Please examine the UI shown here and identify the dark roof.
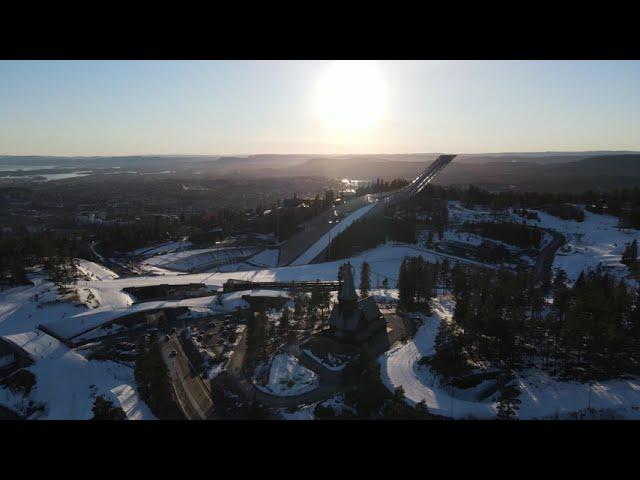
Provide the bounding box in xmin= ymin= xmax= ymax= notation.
xmin=329 ymin=307 xmax=360 ymax=332
xmin=358 ymin=296 xmax=381 ymax=323
xmin=328 ymin=295 xmax=381 ymax=333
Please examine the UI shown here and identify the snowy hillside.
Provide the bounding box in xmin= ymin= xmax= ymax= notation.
xmin=0 ymin=330 xmax=155 ymax=420
xmin=379 ymin=296 xmax=640 ymax=420
xmin=508 ymin=206 xmax=639 ymax=285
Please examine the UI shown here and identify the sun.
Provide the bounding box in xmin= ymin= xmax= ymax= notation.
xmin=315 ymin=61 xmax=387 ymax=134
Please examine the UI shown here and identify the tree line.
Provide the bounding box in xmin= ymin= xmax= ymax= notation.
xmin=461 ymin=220 xmax=542 ymax=249
xmin=418 ymin=184 xmax=640 ymax=229
xmin=398 ymin=256 xmax=451 ymax=314
xmin=449 ymin=263 xmax=640 ymax=379
xmin=327 ymin=214 xmax=416 ymax=261
xmin=356 ymin=178 xmax=410 ymax=195
xmin=396 ymin=254 xmax=640 ymax=381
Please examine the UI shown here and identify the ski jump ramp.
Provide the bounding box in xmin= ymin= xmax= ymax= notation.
xmin=278 ymin=154 xmax=456 ymax=267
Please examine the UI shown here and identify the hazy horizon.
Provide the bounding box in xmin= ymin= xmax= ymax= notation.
xmin=2 ymin=150 xmax=640 ymax=159
xmin=2 ymin=60 xmax=640 ymax=156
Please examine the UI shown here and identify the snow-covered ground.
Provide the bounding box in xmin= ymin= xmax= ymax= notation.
xmin=254 ymin=353 xmax=319 ymax=397
xmin=290 ymin=198 xmax=377 ymax=266
xmin=444 ymin=201 xmax=639 ymax=286
xmin=245 ymin=249 xmax=279 ymax=268
xmin=0 ymin=281 xmax=88 ymax=337
xmin=278 ymin=403 xmax=317 ymax=420
xmin=139 ymin=246 xmax=259 ymax=273
xmin=42 ymin=290 xmax=250 ymax=341
xmin=75 ymin=259 xmax=119 ymax=281
xmin=0 ymin=330 xmax=155 ymax=420
xmin=379 ymin=296 xmax=640 ymax=420
xmin=129 ymin=240 xmax=193 ymax=258
xmin=508 ymin=206 xmax=640 ymax=285
xmin=278 ymin=393 xmax=356 ymax=420
xmin=447 ymin=201 xmax=498 ymax=225
xmin=26 ymin=243 xmax=456 ymax=341
xmin=379 ymin=297 xmax=497 ymax=419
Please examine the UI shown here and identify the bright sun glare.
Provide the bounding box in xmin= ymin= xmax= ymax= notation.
xmin=315 ymin=61 xmax=387 ymax=134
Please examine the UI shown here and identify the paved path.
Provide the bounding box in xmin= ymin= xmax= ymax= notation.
xmin=161 ymin=335 xmax=215 ymax=420
xmin=534 ymin=230 xmax=565 ymax=282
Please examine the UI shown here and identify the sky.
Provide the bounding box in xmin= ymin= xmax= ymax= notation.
xmin=1 ymin=60 xmax=639 ymax=156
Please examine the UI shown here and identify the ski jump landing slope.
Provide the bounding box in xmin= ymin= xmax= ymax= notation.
xmin=280 ymin=154 xmax=456 ymax=267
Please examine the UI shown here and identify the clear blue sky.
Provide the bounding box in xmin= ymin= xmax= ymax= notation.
xmin=1 ymin=60 xmax=639 ymax=156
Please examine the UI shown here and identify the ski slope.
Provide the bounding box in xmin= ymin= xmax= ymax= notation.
xmin=290 ymin=201 xmax=377 ymax=266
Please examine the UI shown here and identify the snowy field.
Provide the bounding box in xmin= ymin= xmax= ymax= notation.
xmin=75 ymin=259 xmax=119 ymax=281
xmin=446 ymin=201 xmax=639 ymax=286
xmin=379 ymin=296 xmax=640 ymax=419
xmin=254 ymin=353 xmax=319 ymax=397
xmin=139 ymin=246 xmax=259 ymax=273
xmin=0 ymin=330 xmax=155 ymax=420
xmin=508 ymin=206 xmax=640 ymax=285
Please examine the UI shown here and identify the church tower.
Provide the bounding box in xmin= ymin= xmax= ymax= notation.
xmin=338 ymin=262 xmax=358 ymax=316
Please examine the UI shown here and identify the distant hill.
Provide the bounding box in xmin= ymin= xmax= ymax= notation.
xmin=436 ymin=154 xmax=640 ymax=192
xmin=553 ymin=154 xmax=640 ymax=175
xmin=455 ymin=151 xmax=640 ymax=165
xmin=3 ymin=152 xmax=640 ymax=192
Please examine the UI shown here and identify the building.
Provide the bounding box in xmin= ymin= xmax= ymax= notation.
xmin=328 ymin=263 xmax=385 ymax=343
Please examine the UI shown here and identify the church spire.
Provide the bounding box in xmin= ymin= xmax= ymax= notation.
xmin=339 ymin=262 xmax=358 ymax=303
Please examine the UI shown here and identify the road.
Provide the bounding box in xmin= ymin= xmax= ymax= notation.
xmin=533 ymin=230 xmax=565 ymax=282
xmin=160 ymin=335 xmax=215 ymax=420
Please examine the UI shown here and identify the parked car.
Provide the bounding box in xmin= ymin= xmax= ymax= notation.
xmin=169 ymin=350 xmax=177 ymax=358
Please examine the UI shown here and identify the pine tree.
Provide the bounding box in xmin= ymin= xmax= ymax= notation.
xmin=496 ymin=385 xmax=521 ymax=420
xmin=279 ymin=307 xmax=290 ymax=339
xmin=622 ymin=239 xmax=638 ymax=267
xmin=360 ymin=262 xmax=371 ymax=298
xmin=91 ymin=396 xmax=126 ymax=420
xmin=398 ymin=259 xmax=411 ymax=309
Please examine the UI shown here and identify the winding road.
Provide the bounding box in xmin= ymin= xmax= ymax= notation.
xmin=533 ymin=230 xmax=565 ymax=281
